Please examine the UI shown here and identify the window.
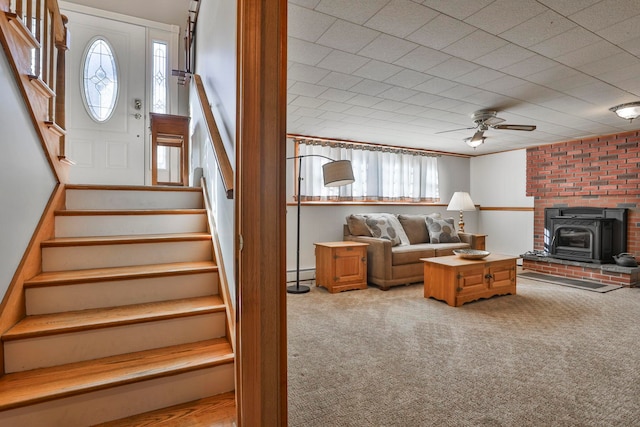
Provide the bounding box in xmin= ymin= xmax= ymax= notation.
xmin=82 ymin=38 xmax=118 ymax=122
xmin=296 ymin=139 xmax=439 ymax=202
xmin=151 ymin=41 xmax=168 ymax=114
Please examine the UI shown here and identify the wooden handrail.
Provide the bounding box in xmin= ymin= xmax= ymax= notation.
xmin=2 ymin=0 xmax=71 ymax=178
xmin=193 ymin=74 xmax=234 ymax=199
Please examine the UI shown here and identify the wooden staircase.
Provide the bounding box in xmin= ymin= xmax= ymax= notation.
xmin=0 ymin=185 xmax=235 ymax=426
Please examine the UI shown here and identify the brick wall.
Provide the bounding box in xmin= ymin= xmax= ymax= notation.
xmin=526 ymin=130 xmax=640 ymax=257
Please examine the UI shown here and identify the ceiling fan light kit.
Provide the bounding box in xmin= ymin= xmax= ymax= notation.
xmin=609 ymin=102 xmax=640 ymax=122
xmin=438 ymin=109 xmax=537 ymax=149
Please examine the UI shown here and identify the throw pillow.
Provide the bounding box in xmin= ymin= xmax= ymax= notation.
xmin=364 ymin=214 xmax=410 ymax=246
xmin=346 ymin=214 xmax=372 ymax=237
xmin=425 ymin=217 xmax=461 ymax=243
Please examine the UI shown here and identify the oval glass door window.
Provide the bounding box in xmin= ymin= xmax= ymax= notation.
xmin=82 ymin=38 xmax=119 ymax=122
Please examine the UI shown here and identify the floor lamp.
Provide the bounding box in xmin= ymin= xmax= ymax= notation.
xmin=287 ymin=155 xmax=355 ymax=294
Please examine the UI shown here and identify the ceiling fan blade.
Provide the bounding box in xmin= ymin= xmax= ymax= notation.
xmin=492 ymin=124 xmax=536 ymax=131
xmin=435 ymin=126 xmax=475 ymax=134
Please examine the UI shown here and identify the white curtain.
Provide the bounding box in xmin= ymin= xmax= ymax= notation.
xmin=297 ymin=141 xmax=439 ymax=202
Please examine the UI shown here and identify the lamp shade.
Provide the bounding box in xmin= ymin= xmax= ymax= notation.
xmin=323 ymin=160 xmax=355 ymax=187
xmin=447 ymin=191 xmax=476 ymax=211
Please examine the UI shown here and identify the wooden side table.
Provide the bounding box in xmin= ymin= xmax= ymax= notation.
xmin=315 ymin=242 xmax=368 ymax=293
xmin=422 ymin=254 xmax=517 ymax=307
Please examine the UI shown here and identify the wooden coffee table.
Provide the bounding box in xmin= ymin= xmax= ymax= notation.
xmin=422 ymin=254 xmax=517 ymax=307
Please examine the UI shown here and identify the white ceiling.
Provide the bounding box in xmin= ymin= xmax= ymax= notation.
xmin=61 ymin=1 xmax=640 ymax=156
xmin=287 ymin=0 xmax=640 ymax=155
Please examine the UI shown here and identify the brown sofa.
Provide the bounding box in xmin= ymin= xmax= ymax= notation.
xmin=343 ymin=213 xmax=485 ymax=290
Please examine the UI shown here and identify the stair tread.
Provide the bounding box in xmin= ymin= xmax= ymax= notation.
xmin=25 ymin=261 xmax=219 ymax=287
xmin=42 ymin=232 xmax=212 ymax=247
xmin=94 ymin=392 xmax=236 ymax=426
xmin=0 ymin=338 xmax=233 ymax=411
xmin=3 ymin=296 xmax=225 ymax=340
xmin=56 ymin=209 xmax=207 ymax=216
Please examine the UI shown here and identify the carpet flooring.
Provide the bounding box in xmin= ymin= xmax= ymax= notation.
xmin=287 ymin=274 xmax=640 ymax=426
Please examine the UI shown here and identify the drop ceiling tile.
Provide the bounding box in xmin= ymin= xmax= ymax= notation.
xmin=407 ymin=14 xmax=476 ymax=50
xmin=317 ymin=20 xmax=380 ymax=53
xmin=480 ymin=75 xmax=529 ymax=95
xmin=464 ymin=0 xmax=548 ymax=35
xmin=317 ymin=101 xmax=352 ymax=113
xmin=290 ymin=96 xmax=327 ymax=108
xmin=384 ymin=69 xmax=432 ymax=88
xmin=318 ymin=88 xmax=358 ymax=102
xmin=618 ymin=36 xmax=640 ymax=57
xmin=597 ymin=62 xmax=640 ymax=84
xmin=393 ymin=46 xmax=451 ymax=72
xmin=358 ymin=34 xmax=419 ymax=62
xmin=287 ymin=37 xmax=332 ymax=66
xmin=529 ymin=27 xmax=602 ymax=58
xmin=373 ymin=99 xmax=408 ymax=112
xmin=426 ymin=58 xmax=479 ymax=79
xmin=315 ymin=0 xmax=389 ymax=24
xmin=290 ymin=0 xmax=322 ymax=8
xmin=427 ymin=97 xmax=468 ymax=111
xmin=553 ymin=40 xmax=623 ymax=68
xmin=404 ymin=92 xmax=445 ymax=107
xmin=353 ymin=60 xmax=403 ymax=81
xmin=318 ymin=111 xmax=351 ymax=122
xmin=288 ymin=4 xmax=336 ymax=43
xmin=396 ymin=104 xmax=429 ymax=116
xmin=364 ymin=0 xmax=439 ymax=37
xmin=437 ymin=84 xmax=482 ymax=100
xmin=578 ymin=52 xmax=639 ymax=75
xmin=463 ymin=90 xmax=514 ymax=108
xmin=341 ymin=115 xmax=372 ymax=124
xmin=524 ymin=64 xmax=579 ymax=87
xmin=569 ymin=0 xmax=640 ymax=32
xmin=616 ymin=78 xmax=640 ymax=97
xmin=349 ymin=79 xmax=393 ymax=96
xmin=316 ymin=50 xmax=370 ymax=74
xmin=455 ymin=67 xmax=504 ymax=86
xmin=443 ymin=30 xmax=508 ymax=61
xmin=564 ymin=81 xmax=630 ymax=104
xmin=344 ymin=106 xmax=376 ymax=117
xmin=317 ymin=71 xmax=363 ymax=90
xmin=542 ymin=73 xmax=598 ymax=92
xmin=295 ymin=107 xmax=325 ymax=118
xmin=287 ymin=94 xmax=298 ymax=104
xmin=500 ymin=55 xmax=557 ymax=78
xmin=288 ymin=63 xmax=331 ymax=84
xmin=536 ymin=0 xmax=601 ymax=17
xmin=414 ymin=77 xmax=458 ymax=94
xmin=346 ymin=94 xmax=384 ymax=107
xmin=377 ymin=86 xmax=419 ymax=101
xmin=420 ymin=0 xmax=495 ymax=20
xmin=473 ymin=44 xmax=536 ymax=69
xmin=596 ymin=14 xmax=640 ymax=44
xmin=288 ymin=81 xmax=328 ymax=97
xmin=499 ymin=10 xmax=576 ymax=47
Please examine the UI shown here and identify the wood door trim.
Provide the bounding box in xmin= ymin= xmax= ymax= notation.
xmin=236 ymin=0 xmax=287 ymax=424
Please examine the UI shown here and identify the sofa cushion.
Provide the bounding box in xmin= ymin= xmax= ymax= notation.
xmin=398 ymin=214 xmax=429 ymax=244
xmin=364 ymin=214 xmax=410 ymax=246
xmin=426 ymin=217 xmax=461 ymax=243
xmin=391 ymin=242 xmax=471 ymax=265
xmin=346 ymin=214 xmax=372 ymax=237
xmin=398 ymin=213 xmax=440 ymax=244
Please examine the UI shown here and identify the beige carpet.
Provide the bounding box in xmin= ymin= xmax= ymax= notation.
xmin=287 ymin=274 xmax=640 ymax=426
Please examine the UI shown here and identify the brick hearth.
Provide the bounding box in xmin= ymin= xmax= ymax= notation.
xmin=524 ymin=130 xmax=639 ymax=287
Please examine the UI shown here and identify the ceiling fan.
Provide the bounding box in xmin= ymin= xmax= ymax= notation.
xmin=437 ymin=110 xmax=537 ymax=147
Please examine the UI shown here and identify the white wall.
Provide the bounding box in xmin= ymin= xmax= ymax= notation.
xmin=190 ymin=0 xmax=236 ymax=303
xmin=470 ymin=150 xmax=534 ymax=258
xmin=285 ymin=139 xmax=474 ymax=281
xmin=0 ymin=48 xmax=57 ymax=298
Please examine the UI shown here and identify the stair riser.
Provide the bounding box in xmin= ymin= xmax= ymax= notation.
xmin=42 ymin=241 xmax=213 ymax=272
xmin=4 ymin=312 xmax=226 ymax=373
xmin=66 ymin=189 xmax=203 ymax=210
xmin=55 ymin=214 xmax=208 ymax=237
xmin=25 ymin=273 xmax=219 ymax=315
xmin=0 ymin=363 xmax=234 ymax=427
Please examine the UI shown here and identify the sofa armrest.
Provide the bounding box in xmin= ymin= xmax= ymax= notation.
xmin=458 ymin=233 xmax=486 ymax=250
xmin=344 ymin=235 xmax=393 ymax=282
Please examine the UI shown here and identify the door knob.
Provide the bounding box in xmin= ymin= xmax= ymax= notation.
xmin=132 ymin=113 xmax=142 ymax=119
xmin=134 ymin=99 xmax=142 ymax=110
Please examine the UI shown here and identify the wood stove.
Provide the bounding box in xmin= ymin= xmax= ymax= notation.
xmin=544 ymin=207 xmax=627 ymax=264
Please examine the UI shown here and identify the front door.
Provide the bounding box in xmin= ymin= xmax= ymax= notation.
xmin=64 ymin=10 xmax=146 ymax=185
